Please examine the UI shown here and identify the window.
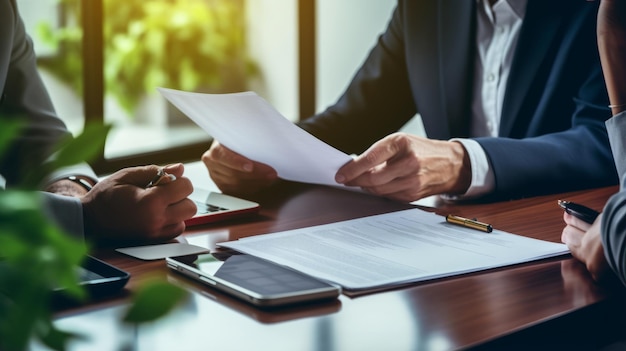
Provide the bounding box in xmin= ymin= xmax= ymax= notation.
xmin=23 ymin=0 xmax=411 ymax=175
xmin=26 ymin=0 xmax=267 ymax=174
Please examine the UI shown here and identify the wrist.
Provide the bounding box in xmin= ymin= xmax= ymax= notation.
xmin=66 ymin=176 xmax=94 ymax=192
xmin=449 ymin=141 xmax=472 ymax=194
xmin=80 ymin=195 xmax=100 ymax=242
xmin=609 ymin=104 xmax=626 ymax=116
xmin=45 ymin=177 xmax=94 ymax=197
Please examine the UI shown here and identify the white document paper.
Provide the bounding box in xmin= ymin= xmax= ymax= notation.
xmin=158 ymin=87 xmax=353 ymax=187
xmin=219 ymin=209 xmax=569 ymax=291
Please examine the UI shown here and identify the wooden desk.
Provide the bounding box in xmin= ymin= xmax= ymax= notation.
xmin=50 ymin=184 xmax=625 ymax=351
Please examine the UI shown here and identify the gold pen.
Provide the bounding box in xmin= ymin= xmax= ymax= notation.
xmin=445 ymin=214 xmax=493 ymax=233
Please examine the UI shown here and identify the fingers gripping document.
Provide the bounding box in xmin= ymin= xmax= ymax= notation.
xmin=158 ymin=87 xmax=353 ymax=187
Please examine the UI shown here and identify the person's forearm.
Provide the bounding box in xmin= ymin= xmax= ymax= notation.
xmin=597 ymin=0 xmax=626 ymax=115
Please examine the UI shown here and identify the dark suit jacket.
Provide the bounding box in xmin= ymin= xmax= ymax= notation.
xmin=299 ymin=0 xmax=618 ymax=200
xmin=0 ymin=0 xmax=71 ymax=187
xmin=1 ymin=0 xmax=91 ymax=238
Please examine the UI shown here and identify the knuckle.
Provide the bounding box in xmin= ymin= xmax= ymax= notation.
xmin=141 ymin=194 xmax=165 ymax=213
xmin=364 ymin=149 xmax=381 ymax=166
xmin=180 ymin=177 xmax=194 ymax=195
xmin=405 ymin=155 xmax=420 ymax=170
xmin=390 ymin=132 xmax=410 ymax=148
xmin=201 ymin=150 xmax=212 ymax=163
xmin=185 ymin=198 xmax=198 ymax=216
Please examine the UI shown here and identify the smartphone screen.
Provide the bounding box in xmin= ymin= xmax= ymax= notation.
xmin=166 ymin=252 xmax=341 ymax=307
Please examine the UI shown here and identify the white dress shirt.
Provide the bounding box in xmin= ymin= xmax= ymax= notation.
xmin=452 ymin=0 xmax=527 ymax=198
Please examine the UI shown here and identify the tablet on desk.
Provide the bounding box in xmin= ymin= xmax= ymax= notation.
xmin=52 ymin=255 xmax=130 ymax=302
xmin=186 ymin=188 xmax=260 ymax=226
xmin=167 ymin=251 xmax=341 ymax=307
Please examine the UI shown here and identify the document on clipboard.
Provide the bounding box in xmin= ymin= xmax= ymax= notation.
xmin=218 ymin=209 xmax=569 ymax=292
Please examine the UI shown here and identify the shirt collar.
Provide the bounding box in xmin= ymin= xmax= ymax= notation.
xmin=476 ymin=0 xmax=527 ymax=20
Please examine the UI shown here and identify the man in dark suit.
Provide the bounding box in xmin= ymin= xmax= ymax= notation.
xmin=203 ymin=0 xmax=618 ymax=202
xmin=1 ymin=0 xmax=196 ymax=243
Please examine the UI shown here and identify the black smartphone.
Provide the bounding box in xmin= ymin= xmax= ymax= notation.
xmin=52 ymin=255 xmax=130 ymax=305
xmin=166 ymin=251 xmax=341 ymax=308
xmin=558 ymin=200 xmax=600 ymax=224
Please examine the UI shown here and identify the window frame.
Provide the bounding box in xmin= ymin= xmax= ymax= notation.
xmin=81 ymin=0 xmax=316 ymax=174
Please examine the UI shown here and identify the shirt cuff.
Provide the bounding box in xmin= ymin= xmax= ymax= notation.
xmin=43 ymin=163 xmax=98 ymax=189
xmin=447 ymin=138 xmax=495 ymax=199
xmin=605 ymin=111 xmax=626 ymax=187
xmin=40 ymin=192 xmax=85 ymax=241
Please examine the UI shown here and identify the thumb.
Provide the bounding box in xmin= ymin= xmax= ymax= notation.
xmin=163 ymin=163 xmax=185 ymax=178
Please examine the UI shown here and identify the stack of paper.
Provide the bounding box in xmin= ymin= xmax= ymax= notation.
xmin=219 ymin=209 xmax=569 ymax=291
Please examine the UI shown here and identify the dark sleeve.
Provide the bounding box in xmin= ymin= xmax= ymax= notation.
xmin=298 ymin=2 xmax=417 ymax=155
xmin=476 ymin=62 xmax=616 ymax=199
xmin=0 ymin=0 xmax=72 ymax=187
xmin=602 ymin=191 xmax=626 ymax=287
xmin=475 ymin=4 xmax=617 ymax=200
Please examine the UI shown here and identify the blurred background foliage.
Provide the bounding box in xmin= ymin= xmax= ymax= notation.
xmin=37 ymin=0 xmax=257 ymax=114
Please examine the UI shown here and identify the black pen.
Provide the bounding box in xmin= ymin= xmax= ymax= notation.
xmin=445 ymin=214 xmax=493 ymax=233
xmin=557 ymin=200 xmax=599 ymax=224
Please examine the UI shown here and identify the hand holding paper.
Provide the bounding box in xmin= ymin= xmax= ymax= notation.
xmin=158 ymin=88 xmax=353 ymax=187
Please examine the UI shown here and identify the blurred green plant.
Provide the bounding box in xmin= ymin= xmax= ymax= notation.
xmin=0 ymin=121 xmax=188 ymax=351
xmin=38 ymin=0 xmax=256 ymax=114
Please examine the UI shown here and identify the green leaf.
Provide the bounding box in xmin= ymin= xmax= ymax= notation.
xmin=123 ymin=280 xmax=188 ymax=324
xmin=0 ymin=121 xmax=22 ymax=157
xmin=0 ymin=269 xmax=50 ymax=351
xmin=37 ymin=320 xmax=85 ymax=351
xmin=0 ymin=190 xmax=41 ymax=212
xmin=50 ymin=123 xmax=112 ymax=170
xmin=19 ymin=123 xmax=111 ymax=188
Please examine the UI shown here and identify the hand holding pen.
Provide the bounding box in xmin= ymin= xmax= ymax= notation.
xmin=146 ymin=166 xmax=177 ymax=188
xmin=80 ymin=163 xmax=196 ymax=244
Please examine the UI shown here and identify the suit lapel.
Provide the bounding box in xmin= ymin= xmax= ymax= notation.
xmin=436 ymin=0 xmax=475 ymax=138
xmin=499 ymin=0 xmax=563 ymax=137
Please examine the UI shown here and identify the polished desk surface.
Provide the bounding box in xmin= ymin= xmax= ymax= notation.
xmin=50 ymin=183 xmax=624 ymax=351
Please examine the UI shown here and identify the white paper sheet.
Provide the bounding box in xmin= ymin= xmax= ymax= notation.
xmin=158 ymin=87 xmax=353 ymax=187
xmin=219 ymin=209 xmax=570 ymax=291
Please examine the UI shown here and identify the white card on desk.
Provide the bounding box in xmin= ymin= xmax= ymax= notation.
xmin=116 ymin=243 xmax=210 ymax=261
